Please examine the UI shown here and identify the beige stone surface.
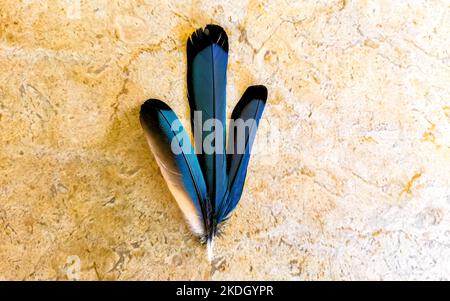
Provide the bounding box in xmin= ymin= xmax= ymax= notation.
xmin=0 ymin=0 xmax=449 ymax=280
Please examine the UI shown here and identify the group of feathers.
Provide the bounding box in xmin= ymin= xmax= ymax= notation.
xmin=139 ymin=24 xmax=268 ymax=260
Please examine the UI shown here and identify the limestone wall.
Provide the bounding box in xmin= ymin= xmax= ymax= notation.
xmin=0 ymin=1 xmax=449 ymax=280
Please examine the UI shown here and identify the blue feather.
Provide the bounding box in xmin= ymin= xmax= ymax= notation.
xmin=140 ymin=25 xmax=268 ymax=259
xmin=140 ymin=99 xmax=209 ymax=236
xmin=187 ymin=25 xmax=228 ymax=225
xmin=219 ymin=86 xmax=268 ymax=220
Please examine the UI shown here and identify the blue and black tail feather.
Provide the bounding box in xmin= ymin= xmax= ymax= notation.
xmin=140 ymin=99 xmax=210 ymax=237
xmin=140 ymin=24 xmax=267 ymax=260
xmin=220 ymin=85 xmax=267 ymax=221
xmin=187 ymin=24 xmax=229 ymax=243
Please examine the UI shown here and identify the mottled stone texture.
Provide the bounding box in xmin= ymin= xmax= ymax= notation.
xmin=0 ymin=1 xmax=449 ymax=280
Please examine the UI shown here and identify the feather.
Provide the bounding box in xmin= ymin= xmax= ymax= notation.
xmin=140 ymin=99 xmax=209 ymax=237
xmin=140 ymin=25 xmax=268 ymax=261
xmin=219 ymin=85 xmax=268 ymax=220
xmin=187 ymin=24 xmax=228 ymax=220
